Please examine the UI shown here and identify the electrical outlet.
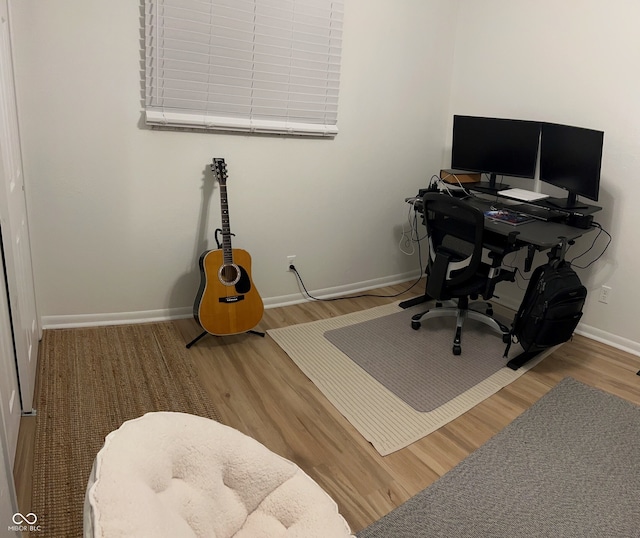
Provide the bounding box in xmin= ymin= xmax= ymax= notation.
xmin=599 ymin=285 xmax=611 ymax=304
xmin=286 ymin=255 xmax=296 ymax=271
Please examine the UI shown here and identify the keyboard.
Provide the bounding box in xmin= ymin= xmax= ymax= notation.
xmin=499 ymin=188 xmax=549 ymax=202
xmin=511 ymin=203 xmax=566 ymax=222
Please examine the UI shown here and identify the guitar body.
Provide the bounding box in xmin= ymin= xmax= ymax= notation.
xmin=194 ymin=248 xmax=264 ymax=336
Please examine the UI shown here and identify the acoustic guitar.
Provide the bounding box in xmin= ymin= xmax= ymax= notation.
xmin=193 ymin=158 xmax=264 ymax=335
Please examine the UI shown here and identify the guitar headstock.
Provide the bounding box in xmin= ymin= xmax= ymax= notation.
xmin=211 ymin=158 xmax=228 ymax=185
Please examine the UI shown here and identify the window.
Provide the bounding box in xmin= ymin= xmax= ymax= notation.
xmin=145 ymin=0 xmax=344 ymax=136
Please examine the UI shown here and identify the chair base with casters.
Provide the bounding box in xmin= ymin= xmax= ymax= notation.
xmin=410 ymin=296 xmax=511 ymax=356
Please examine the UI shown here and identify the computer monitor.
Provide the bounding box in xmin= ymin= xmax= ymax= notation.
xmin=451 ymin=115 xmax=541 ymax=193
xmin=539 ymin=123 xmax=604 ymax=209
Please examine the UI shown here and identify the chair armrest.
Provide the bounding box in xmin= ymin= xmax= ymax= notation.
xmin=426 ymin=251 xmax=451 ymax=299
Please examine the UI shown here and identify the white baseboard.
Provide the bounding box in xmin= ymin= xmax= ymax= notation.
xmin=492 ymin=296 xmax=521 ymax=313
xmin=39 ymin=273 xmax=640 ymax=361
xmin=41 ymin=307 xmax=194 ymax=329
xmin=262 ymin=271 xmax=424 ymax=308
xmin=40 ymin=271 xmax=423 ymax=329
xmin=574 ymin=324 xmax=640 ymax=358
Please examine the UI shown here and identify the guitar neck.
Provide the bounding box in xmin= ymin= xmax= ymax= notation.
xmin=219 ymin=182 xmax=234 ymax=264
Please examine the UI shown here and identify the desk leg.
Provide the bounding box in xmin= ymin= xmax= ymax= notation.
xmin=399 ymin=275 xmax=431 ymax=309
xmin=506 ymin=350 xmax=542 ymax=370
xmin=399 ymin=294 xmax=431 ymax=309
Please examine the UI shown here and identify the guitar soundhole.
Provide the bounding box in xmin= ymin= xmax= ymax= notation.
xmin=218 ymin=263 xmax=241 ymax=286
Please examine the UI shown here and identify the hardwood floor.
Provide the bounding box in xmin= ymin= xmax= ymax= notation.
xmin=13 ymin=282 xmax=640 ymax=533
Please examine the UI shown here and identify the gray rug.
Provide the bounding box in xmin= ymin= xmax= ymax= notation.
xmin=356 ymin=378 xmax=640 ymax=537
xmin=324 ymin=305 xmax=513 ymax=412
xmin=268 ymin=302 xmax=551 ymax=456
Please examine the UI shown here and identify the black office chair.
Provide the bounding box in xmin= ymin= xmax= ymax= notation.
xmin=411 ymin=193 xmax=513 ymax=355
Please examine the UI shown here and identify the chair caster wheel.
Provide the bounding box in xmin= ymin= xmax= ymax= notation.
xmin=486 ymin=308 xmax=494 ymax=316
xmin=411 ymin=321 xmax=421 ymax=330
xmin=453 ymin=345 xmax=461 ymax=355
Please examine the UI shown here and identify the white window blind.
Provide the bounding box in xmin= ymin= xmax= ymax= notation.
xmin=145 ymin=0 xmax=344 ymax=136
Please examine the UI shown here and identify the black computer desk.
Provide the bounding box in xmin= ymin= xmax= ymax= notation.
xmin=401 ymin=192 xmax=600 ymax=305
xmin=466 ymin=195 xmax=599 ymax=250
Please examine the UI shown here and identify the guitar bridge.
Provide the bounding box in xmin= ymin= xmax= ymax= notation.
xmin=218 ymin=295 xmax=245 ymax=303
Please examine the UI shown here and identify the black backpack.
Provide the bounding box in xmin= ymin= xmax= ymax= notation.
xmin=505 ymin=260 xmax=587 ymax=360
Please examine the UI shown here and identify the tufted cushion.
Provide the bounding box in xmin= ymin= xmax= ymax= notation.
xmin=84 ymin=412 xmax=354 ymax=538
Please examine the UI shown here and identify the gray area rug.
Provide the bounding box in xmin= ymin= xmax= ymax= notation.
xmin=324 ymin=306 xmax=513 ymax=412
xmin=267 ymin=302 xmax=551 ymax=456
xmin=356 ymin=377 xmax=640 ymax=537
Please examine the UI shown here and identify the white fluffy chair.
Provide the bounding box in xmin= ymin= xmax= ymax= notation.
xmin=84 ymin=412 xmax=355 ymax=538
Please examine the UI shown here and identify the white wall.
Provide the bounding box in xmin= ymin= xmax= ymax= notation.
xmin=10 ymin=0 xmax=640 ymax=352
xmin=449 ymin=0 xmax=640 ymax=351
xmin=10 ymin=0 xmax=459 ymax=325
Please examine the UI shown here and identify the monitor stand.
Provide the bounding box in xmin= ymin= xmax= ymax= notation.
xmin=545 ymin=192 xmax=589 ymax=210
xmin=469 ymin=173 xmax=509 ymax=195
